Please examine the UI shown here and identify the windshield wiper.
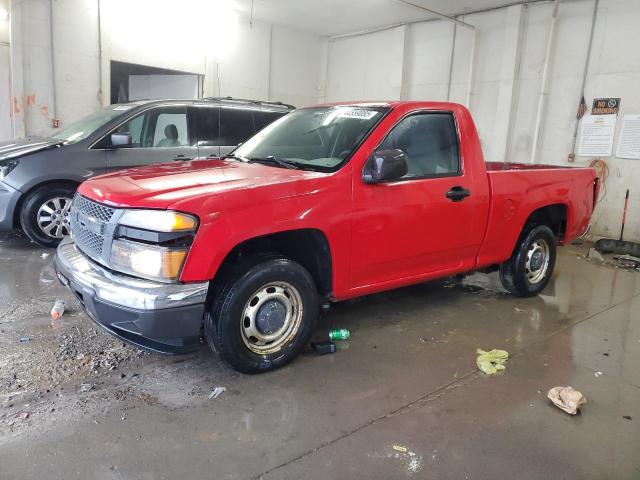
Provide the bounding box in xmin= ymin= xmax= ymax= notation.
xmin=247 ymin=156 xmax=301 ymax=170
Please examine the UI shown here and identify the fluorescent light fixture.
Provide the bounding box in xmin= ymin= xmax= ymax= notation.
xmin=0 ymin=7 xmax=8 ymax=21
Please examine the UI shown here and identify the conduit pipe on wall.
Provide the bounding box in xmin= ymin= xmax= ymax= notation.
xmin=569 ymin=0 xmax=599 ymax=160
xmin=530 ymin=0 xmax=559 ymax=164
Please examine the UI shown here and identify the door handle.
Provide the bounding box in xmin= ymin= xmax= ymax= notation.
xmin=173 ymin=155 xmax=193 ymax=161
xmin=445 ymin=186 xmax=471 ymax=202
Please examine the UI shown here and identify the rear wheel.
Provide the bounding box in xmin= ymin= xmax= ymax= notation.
xmin=20 ymin=184 xmax=75 ymax=247
xmin=499 ymin=224 xmax=556 ymax=297
xmin=204 ymin=256 xmax=318 ymax=373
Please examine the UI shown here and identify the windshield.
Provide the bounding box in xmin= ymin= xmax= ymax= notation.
xmin=52 ymin=105 xmax=133 ymax=144
xmin=233 ymin=106 xmax=389 ymax=171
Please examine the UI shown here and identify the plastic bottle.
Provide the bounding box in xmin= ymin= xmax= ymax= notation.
xmin=328 ymin=328 xmax=350 ymax=341
xmin=51 ymin=300 xmax=66 ymax=320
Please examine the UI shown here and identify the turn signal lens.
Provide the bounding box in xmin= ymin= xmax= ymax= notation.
xmin=119 ymin=210 xmax=197 ymax=232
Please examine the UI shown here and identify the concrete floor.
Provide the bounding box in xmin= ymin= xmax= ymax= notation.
xmin=0 ymin=230 xmax=639 ymax=480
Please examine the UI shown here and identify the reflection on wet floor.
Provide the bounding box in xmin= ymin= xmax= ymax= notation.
xmin=0 ymin=230 xmax=639 ymax=479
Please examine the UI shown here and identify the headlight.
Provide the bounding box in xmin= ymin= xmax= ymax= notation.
xmin=119 ymin=210 xmax=197 ymax=232
xmin=110 ymin=239 xmax=188 ymax=282
xmin=0 ymin=159 xmax=20 ymax=179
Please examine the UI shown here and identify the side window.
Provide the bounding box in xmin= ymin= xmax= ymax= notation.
xmin=379 ymin=113 xmax=460 ymax=178
xmin=253 ymin=110 xmax=286 ymax=132
xmin=115 ymin=114 xmax=144 ymax=147
xmin=219 ymin=107 xmax=255 ymax=146
xmin=113 ymin=105 xmax=189 ymax=148
xmin=194 ymin=106 xmax=221 ymax=146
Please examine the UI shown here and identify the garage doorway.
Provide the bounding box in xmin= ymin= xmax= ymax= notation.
xmin=110 ymin=60 xmax=202 ymax=104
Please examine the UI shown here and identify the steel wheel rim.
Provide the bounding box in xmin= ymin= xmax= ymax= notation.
xmin=37 ymin=196 xmax=72 ymax=239
xmin=525 ymin=239 xmax=550 ymax=284
xmin=240 ymin=281 xmax=303 ymax=355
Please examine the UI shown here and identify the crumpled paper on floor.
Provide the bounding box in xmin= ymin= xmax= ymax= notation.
xmin=547 ymin=386 xmax=586 ymax=415
xmin=476 ymin=349 xmax=509 ymax=375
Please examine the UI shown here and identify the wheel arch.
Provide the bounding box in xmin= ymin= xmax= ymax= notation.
xmin=13 ymin=179 xmax=80 ymax=229
xmin=212 ymin=228 xmax=334 ymax=300
xmin=521 ymin=203 xmax=568 ymax=241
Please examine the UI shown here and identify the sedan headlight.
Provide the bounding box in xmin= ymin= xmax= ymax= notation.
xmin=0 ymin=159 xmax=20 ymax=179
xmin=119 ymin=210 xmax=197 ymax=232
xmin=111 ymin=239 xmax=188 ymax=282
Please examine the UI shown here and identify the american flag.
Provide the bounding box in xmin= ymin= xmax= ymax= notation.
xmin=576 ymin=95 xmax=588 ymax=120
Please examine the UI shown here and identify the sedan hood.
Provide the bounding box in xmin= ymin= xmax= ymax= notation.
xmin=77 ymin=158 xmax=325 ymax=210
xmin=0 ymin=138 xmax=65 ymax=161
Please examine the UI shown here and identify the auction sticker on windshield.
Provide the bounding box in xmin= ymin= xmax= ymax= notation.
xmin=335 ymin=108 xmax=379 ymax=120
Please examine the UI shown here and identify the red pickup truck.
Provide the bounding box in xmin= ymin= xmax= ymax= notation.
xmin=54 ymin=102 xmax=597 ymax=373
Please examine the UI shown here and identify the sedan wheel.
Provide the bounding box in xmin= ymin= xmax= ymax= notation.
xmin=36 ymin=196 xmax=73 ymax=239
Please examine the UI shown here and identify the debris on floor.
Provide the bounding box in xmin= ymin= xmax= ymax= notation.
xmin=209 ymin=386 xmax=226 ymax=399
xmin=614 ymin=254 xmax=640 ymax=270
xmin=80 ymin=383 xmax=93 ymax=393
xmin=19 ymin=336 xmax=30 ymax=343
xmin=51 ymin=300 xmax=66 ymax=320
xmin=586 ymin=248 xmax=605 ymax=263
xmin=392 ymin=444 xmax=408 ymax=453
xmin=311 ymin=341 xmax=336 ymax=355
xmin=40 ymin=252 xmax=50 ymax=259
xmin=547 ymin=386 xmax=587 ymax=415
xmin=476 ymin=349 xmax=509 ymax=375
xmin=329 ymin=328 xmax=350 ymax=341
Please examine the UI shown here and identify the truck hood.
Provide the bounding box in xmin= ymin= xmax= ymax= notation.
xmin=77 ymin=158 xmax=326 ymax=210
xmin=0 ymin=138 xmax=65 ymax=161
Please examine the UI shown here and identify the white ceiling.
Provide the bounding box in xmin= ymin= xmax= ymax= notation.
xmin=232 ymin=0 xmax=532 ymax=36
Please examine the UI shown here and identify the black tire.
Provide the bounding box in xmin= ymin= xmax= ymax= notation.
xmin=499 ymin=224 xmax=556 ymax=297
xmin=20 ymin=183 xmax=75 ymax=247
xmin=204 ymin=256 xmax=318 ymax=374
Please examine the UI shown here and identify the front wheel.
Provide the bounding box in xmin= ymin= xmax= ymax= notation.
xmin=20 ymin=184 xmax=75 ymax=247
xmin=499 ymin=224 xmax=556 ymax=297
xmin=205 ymin=256 xmax=318 ymax=373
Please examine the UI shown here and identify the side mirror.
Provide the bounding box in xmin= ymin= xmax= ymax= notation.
xmin=363 ymin=149 xmax=408 ymax=184
xmin=110 ymin=132 xmax=132 ymax=148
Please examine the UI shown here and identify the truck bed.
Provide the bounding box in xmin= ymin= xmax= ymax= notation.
xmin=476 ymin=162 xmax=597 ymax=269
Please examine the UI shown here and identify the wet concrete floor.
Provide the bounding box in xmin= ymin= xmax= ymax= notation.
xmin=0 ymin=230 xmax=639 ymax=479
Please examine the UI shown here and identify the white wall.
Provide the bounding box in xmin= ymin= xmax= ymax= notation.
xmin=270 ymin=26 xmax=324 ymax=108
xmin=0 ymin=0 xmax=10 ymax=139
xmin=0 ymin=44 xmax=10 ymax=139
xmin=3 ymin=0 xmax=323 ymax=141
xmin=322 ymin=0 xmax=640 ymax=242
xmin=325 ymin=26 xmax=405 ymax=101
xmin=52 ymin=0 xmax=101 ymax=129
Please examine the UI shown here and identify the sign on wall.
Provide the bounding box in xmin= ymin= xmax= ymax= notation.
xmin=592 ymin=98 xmax=621 ymax=115
xmin=578 ymin=114 xmax=617 ymax=157
xmin=616 ymin=114 xmax=640 ymax=160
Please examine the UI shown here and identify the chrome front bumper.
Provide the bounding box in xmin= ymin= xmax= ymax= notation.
xmin=54 ymin=237 xmax=209 ymax=354
xmin=54 ymin=237 xmax=209 ymax=310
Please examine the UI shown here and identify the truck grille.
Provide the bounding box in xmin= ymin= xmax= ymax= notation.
xmin=73 ymin=194 xmax=116 ymax=223
xmin=70 ymin=194 xmax=118 ymax=263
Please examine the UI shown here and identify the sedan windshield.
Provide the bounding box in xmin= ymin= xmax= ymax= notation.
xmin=233 ymin=106 xmax=389 ymax=171
xmin=52 ymin=105 xmax=132 ymax=144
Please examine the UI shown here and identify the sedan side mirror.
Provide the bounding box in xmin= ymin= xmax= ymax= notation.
xmin=110 ymin=132 xmax=132 ymax=148
xmin=363 ymin=149 xmax=408 ymax=184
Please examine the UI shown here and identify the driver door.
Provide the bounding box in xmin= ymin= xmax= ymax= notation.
xmin=104 ymin=105 xmax=197 ymax=171
xmin=350 ymin=112 xmax=483 ymax=287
